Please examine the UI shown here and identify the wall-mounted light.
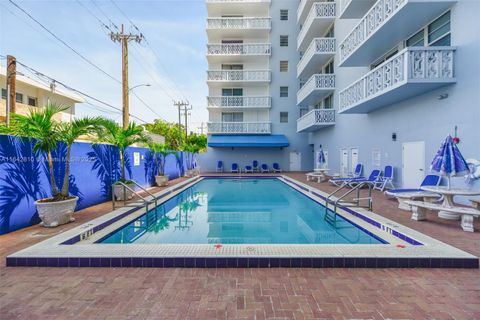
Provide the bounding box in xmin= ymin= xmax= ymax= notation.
xmin=392 ymin=132 xmax=397 ymax=141
xmin=438 ymin=93 xmax=449 ymax=100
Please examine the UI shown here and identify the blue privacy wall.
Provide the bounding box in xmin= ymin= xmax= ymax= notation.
xmin=0 ymin=135 xmax=187 ymax=235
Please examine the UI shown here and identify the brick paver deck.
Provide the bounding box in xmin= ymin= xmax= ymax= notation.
xmin=1 ymin=174 xmax=479 ymax=319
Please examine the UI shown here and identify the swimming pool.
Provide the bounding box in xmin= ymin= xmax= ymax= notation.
xmin=100 ymin=178 xmax=384 ymax=245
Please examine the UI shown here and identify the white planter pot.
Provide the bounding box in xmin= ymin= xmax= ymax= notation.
xmin=186 ymin=169 xmax=196 ymax=177
xmin=113 ymin=183 xmax=135 ymax=201
xmin=35 ymin=196 xmax=79 ymax=228
xmin=155 ymin=175 xmax=169 ymax=187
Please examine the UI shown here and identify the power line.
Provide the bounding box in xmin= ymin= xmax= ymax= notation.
xmin=74 ymin=0 xmax=112 ymax=34
xmin=8 ymin=0 xmax=121 ymax=85
xmin=90 ymin=0 xmax=119 ymax=31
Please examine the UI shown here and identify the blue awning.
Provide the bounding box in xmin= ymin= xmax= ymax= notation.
xmin=208 ymin=135 xmax=289 ymax=148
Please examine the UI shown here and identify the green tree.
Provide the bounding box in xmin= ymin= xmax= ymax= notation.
xmin=97 ymin=119 xmax=150 ymax=182
xmin=145 ymin=119 xmax=185 ymax=150
xmin=149 ymin=143 xmax=175 ymax=176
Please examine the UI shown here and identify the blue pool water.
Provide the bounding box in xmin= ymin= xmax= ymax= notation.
xmin=100 ymin=178 xmax=384 ymax=244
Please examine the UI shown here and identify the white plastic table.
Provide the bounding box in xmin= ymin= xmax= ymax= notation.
xmin=420 ymin=186 xmax=480 ymax=220
xmin=313 ymin=168 xmax=330 ymax=182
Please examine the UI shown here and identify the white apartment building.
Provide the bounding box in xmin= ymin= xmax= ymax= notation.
xmin=202 ymin=0 xmax=480 ymax=193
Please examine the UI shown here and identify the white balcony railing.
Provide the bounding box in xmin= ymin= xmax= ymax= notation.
xmin=297 ymin=74 xmax=335 ymax=105
xmin=297 ymin=109 xmax=335 ymax=132
xmin=207 ymin=96 xmax=271 ymax=108
xmin=207 ymin=70 xmax=271 ymax=82
xmin=297 ymin=2 xmax=336 ymax=49
xmin=339 ymin=0 xmax=406 ymax=63
xmin=208 ymin=122 xmax=271 ymax=134
xmin=206 ymin=17 xmax=271 ymax=30
xmin=207 ymin=43 xmax=271 ymax=56
xmin=339 ymin=47 xmax=455 ymax=113
xmin=297 ymin=38 xmax=335 ymax=77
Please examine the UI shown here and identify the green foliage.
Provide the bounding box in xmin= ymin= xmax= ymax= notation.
xmin=185 ymin=133 xmax=207 ymax=153
xmin=145 ymin=119 xmax=185 ymax=150
xmin=149 ymin=143 xmax=175 ymax=176
xmin=97 ymin=119 xmax=151 ymax=181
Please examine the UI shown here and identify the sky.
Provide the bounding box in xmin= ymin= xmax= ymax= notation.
xmin=0 ymin=0 xmax=208 ymax=132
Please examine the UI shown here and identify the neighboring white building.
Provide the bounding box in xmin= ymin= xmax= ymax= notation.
xmin=0 ymin=66 xmax=83 ymax=122
xmin=202 ymin=0 xmax=480 ymax=191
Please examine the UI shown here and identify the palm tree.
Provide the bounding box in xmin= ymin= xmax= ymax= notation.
xmin=6 ymin=104 xmax=103 ymax=200
xmin=149 ymin=143 xmax=175 ymax=176
xmin=97 ymin=119 xmax=150 ymax=182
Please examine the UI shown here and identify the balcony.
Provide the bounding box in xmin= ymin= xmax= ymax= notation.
xmin=206 ymin=0 xmax=271 ymax=17
xmin=297 ymin=2 xmax=336 ymax=51
xmin=339 ymin=47 xmax=456 ymax=114
xmin=297 ymin=74 xmax=335 ymax=106
xmin=297 ymin=109 xmax=335 ymax=132
xmin=339 ymin=0 xmax=376 ymax=19
xmin=207 ymin=96 xmax=271 ymax=109
xmin=207 ymin=122 xmax=271 ymax=134
xmin=206 ymin=43 xmax=271 ymax=62
xmin=206 ymin=17 xmax=271 ymax=39
xmin=207 ymin=70 xmax=271 ymax=86
xmin=339 ymin=0 xmax=456 ymax=66
xmin=297 ymin=38 xmax=335 ymax=79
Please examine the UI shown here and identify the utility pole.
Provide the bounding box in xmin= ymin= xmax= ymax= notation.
xmin=6 ymin=55 xmax=16 ymax=126
xmin=110 ymin=24 xmax=144 ymax=129
xmin=198 ymin=122 xmax=207 ymax=135
xmin=173 ymin=100 xmax=189 ymax=142
xmin=184 ymin=104 xmax=192 ymax=138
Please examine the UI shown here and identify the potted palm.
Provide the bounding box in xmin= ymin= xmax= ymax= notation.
xmin=98 ymin=119 xmax=150 ymax=200
xmin=7 ymin=104 xmax=102 ymax=227
xmin=149 ymin=143 xmax=175 ymax=186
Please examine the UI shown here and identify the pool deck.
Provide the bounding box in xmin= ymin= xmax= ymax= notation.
xmin=1 ymin=173 xmax=479 ymax=319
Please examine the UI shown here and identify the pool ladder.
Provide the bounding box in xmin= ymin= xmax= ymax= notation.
xmin=112 ymin=181 xmax=158 ymax=212
xmin=324 ymin=181 xmax=373 ymax=225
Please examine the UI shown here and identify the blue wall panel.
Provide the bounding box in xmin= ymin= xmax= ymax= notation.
xmin=0 ymin=135 xmax=186 ymax=235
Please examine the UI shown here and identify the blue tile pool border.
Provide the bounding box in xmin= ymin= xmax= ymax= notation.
xmin=6 ymin=256 xmax=478 ymax=269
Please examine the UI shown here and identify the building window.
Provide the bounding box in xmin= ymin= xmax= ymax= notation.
xmin=325 ymin=25 xmax=334 ymax=38
xmin=324 ymin=60 xmax=334 ymax=74
xmin=28 ymin=97 xmax=37 ymax=107
xmin=222 ymin=88 xmax=243 ymax=96
xmin=371 ymin=48 xmax=398 ymax=69
xmin=280 ymin=61 xmax=288 ymax=72
xmin=221 ymin=64 xmax=243 ymax=70
xmin=406 ymin=30 xmax=424 ymax=47
xmin=300 ymin=108 xmax=308 ymax=117
xmin=324 ymin=94 xmax=333 ymax=109
xmin=280 ymin=35 xmax=288 ymax=47
xmin=15 ymin=93 xmax=23 ymax=103
xmin=428 ymin=11 xmax=450 ymax=46
xmin=280 ymin=86 xmax=288 ymax=97
xmin=1 ymin=88 xmax=6 ymax=99
xmin=280 ymin=9 xmax=288 ymax=21
xmin=280 ymin=112 xmax=288 ymax=123
xmin=222 ymin=112 xmax=243 ymax=122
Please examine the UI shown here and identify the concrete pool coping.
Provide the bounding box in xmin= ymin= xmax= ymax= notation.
xmin=6 ymin=175 xmax=479 ymax=268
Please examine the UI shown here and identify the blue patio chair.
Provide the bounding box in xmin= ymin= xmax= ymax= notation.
xmin=216 ymin=161 xmax=223 ymax=173
xmin=252 ymin=160 xmax=259 ymax=172
xmin=272 ymin=163 xmax=282 ymax=173
xmin=231 ymin=163 xmax=239 ymax=173
xmin=261 ymin=164 xmax=269 ymax=173
xmin=348 ymin=169 xmax=382 ymax=188
xmin=349 ymin=163 xmax=363 ymax=178
xmin=374 ymin=165 xmax=395 ymax=191
xmin=244 ymin=165 xmax=253 ymax=173
xmin=329 ymin=164 xmax=365 ymax=186
xmin=385 ymin=175 xmax=441 ymax=198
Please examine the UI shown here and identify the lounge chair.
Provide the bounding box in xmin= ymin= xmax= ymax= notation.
xmin=261 ymin=164 xmax=269 ymax=173
xmin=385 ymin=175 xmax=441 ymax=198
xmin=252 ymin=160 xmax=259 ymax=172
xmin=374 ymin=165 xmax=395 ymax=191
xmin=244 ymin=165 xmax=253 ymax=173
xmin=330 ymin=163 xmax=363 ymax=186
xmin=272 ymin=163 xmax=282 ymax=173
xmin=231 ymin=163 xmax=239 ymax=173
xmin=216 ymin=161 xmax=223 ymax=173
xmin=348 ymin=169 xmax=382 ymax=188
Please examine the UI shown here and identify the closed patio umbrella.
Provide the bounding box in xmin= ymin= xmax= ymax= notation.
xmin=430 ymin=135 xmax=469 ymax=189
xmin=317 ymin=145 xmax=326 ymax=168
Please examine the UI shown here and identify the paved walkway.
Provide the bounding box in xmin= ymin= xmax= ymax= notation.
xmin=1 ymin=174 xmax=479 ymax=319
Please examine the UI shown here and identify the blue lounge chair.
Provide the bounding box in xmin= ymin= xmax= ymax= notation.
xmin=329 ymin=163 xmax=364 ymax=186
xmin=348 ymin=169 xmax=382 ymax=188
xmin=252 ymin=160 xmax=259 ymax=172
xmin=261 ymin=164 xmax=269 ymax=173
xmin=272 ymin=163 xmax=282 ymax=173
xmin=374 ymin=165 xmax=395 ymax=191
xmin=385 ymin=175 xmax=441 ymax=198
xmin=231 ymin=163 xmax=239 ymax=173
xmin=216 ymin=161 xmax=223 ymax=173
xmin=244 ymin=165 xmax=253 ymax=173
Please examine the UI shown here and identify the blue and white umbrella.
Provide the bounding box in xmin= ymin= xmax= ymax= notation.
xmin=317 ymin=145 xmax=326 ymax=168
xmin=430 ymin=135 xmax=470 ymax=189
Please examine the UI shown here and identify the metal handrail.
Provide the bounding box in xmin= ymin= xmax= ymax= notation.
xmin=324 ymin=181 xmax=373 ymax=224
xmin=112 ymin=181 xmax=157 ymax=211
